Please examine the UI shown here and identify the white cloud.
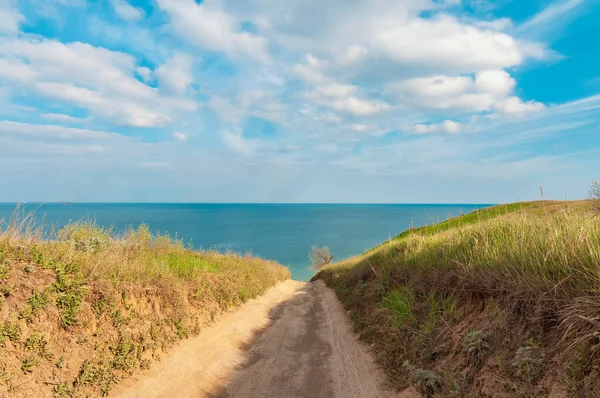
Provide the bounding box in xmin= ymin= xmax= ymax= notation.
xmin=372 ymin=14 xmax=532 ymax=73
xmin=222 ymin=128 xmax=254 ymax=155
xmin=474 ymin=69 xmax=516 ymax=96
xmin=494 ymin=96 xmax=545 ymax=114
xmin=0 ymin=37 xmax=196 ymax=126
xmin=304 ymin=82 xmax=390 ymax=116
xmin=111 ymin=0 xmax=145 ymax=22
xmin=136 ymin=66 xmax=152 ymax=82
xmin=351 ymin=124 xmax=370 ymax=132
xmin=404 ymin=120 xmax=462 ymax=134
xmin=315 ymin=84 xmax=357 ymax=98
xmin=0 ymin=0 xmax=24 ymax=35
xmin=292 ymin=54 xmax=328 ymax=84
xmin=154 ymin=53 xmax=195 ymax=95
xmin=0 ymin=120 xmax=123 ymax=141
xmin=172 ymin=131 xmax=188 ymax=141
xmin=157 ymin=0 xmax=270 ymax=63
xmin=210 ymin=97 xmax=243 ymax=125
xmin=329 ymin=97 xmax=391 ymax=116
xmin=390 ymin=69 xmax=530 ymax=113
xmin=40 ymin=113 xmax=90 ymax=124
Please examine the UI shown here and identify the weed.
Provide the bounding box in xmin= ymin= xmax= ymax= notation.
xmin=93 ymin=294 xmax=110 ymax=317
xmin=28 ymin=289 xmax=50 ymax=314
xmin=462 ymin=328 xmax=492 ymax=366
xmin=112 ymin=309 xmax=125 ymax=328
xmin=2 ymin=317 xmax=22 ymax=342
xmin=0 ymin=263 xmax=8 ymax=279
xmin=0 ymin=286 xmax=11 ymax=297
xmin=512 ymin=345 xmax=544 ymax=382
xmin=75 ymin=360 xmax=96 ymax=386
xmin=111 ymin=334 xmax=138 ymax=372
xmin=173 ymin=318 xmax=188 ymax=339
xmin=53 ymin=382 xmax=73 ymax=398
xmin=54 ymin=273 xmax=83 ymax=328
xmin=140 ymin=358 xmax=151 ymax=370
xmin=24 ymin=264 xmax=34 ymax=273
xmin=403 ymin=360 xmax=442 ymax=396
xmin=24 ymin=332 xmax=46 ymax=351
xmin=19 ymin=306 xmax=33 ymax=323
xmin=55 ymin=356 xmax=65 ymax=369
xmin=21 ymin=355 xmax=40 ymax=372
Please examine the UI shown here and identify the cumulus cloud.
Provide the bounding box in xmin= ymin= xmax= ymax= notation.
xmin=389 ymin=69 xmax=530 ymax=113
xmin=111 ymin=0 xmax=145 ymax=21
xmin=157 ymin=0 xmax=270 ymax=63
xmin=0 ymin=37 xmax=196 ymax=126
xmin=372 ymin=14 xmax=530 ymax=73
xmin=494 ymin=96 xmax=546 ymax=114
xmin=304 ymin=83 xmax=391 ymax=116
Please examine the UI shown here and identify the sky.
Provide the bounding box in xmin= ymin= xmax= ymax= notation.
xmin=0 ymin=0 xmax=599 ymax=203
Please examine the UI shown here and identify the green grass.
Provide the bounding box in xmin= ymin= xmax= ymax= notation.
xmin=392 ymin=201 xmax=539 ymax=240
xmin=315 ymin=200 xmax=600 ymax=395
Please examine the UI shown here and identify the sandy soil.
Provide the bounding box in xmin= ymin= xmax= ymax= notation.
xmin=111 ymin=280 xmax=391 ymax=398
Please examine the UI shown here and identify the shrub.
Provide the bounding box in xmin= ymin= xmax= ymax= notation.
xmin=309 ymin=245 xmax=333 ymax=270
xmin=403 ymin=360 xmax=442 ymax=396
xmin=462 ymin=328 xmax=491 ymax=366
xmin=512 ymin=345 xmax=544 ymax=382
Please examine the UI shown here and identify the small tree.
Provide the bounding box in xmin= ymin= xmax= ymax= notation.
xmin=309 ymin=245 xmax=333 ymax=270
xmin=590 ymin=180 xmax=600 ymax=215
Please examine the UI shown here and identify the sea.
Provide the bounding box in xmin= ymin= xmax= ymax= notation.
xmin=0 ymin=203 xmax=492 ymax=281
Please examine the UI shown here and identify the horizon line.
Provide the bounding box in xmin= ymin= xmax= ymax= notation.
xmin=2 ymin=201 xmax=504 ymax=206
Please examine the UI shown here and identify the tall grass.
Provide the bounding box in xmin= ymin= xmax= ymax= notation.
xmin=0 ymin=219 xmax=289 ymax=285
xmin=315 ymin=201 xmax=600 ymax=394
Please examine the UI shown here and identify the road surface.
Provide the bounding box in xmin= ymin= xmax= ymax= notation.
xmin=111 ymin=280 xmax=391 ymax=398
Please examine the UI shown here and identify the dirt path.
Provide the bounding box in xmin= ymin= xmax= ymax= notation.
xmin=111 ymin=280 xmax=391 ymax=398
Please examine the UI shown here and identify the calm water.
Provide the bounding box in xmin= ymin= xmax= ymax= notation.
xmin=0 ymin=203 xmax=492 ymax=280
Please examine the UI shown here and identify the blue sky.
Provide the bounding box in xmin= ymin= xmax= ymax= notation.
xmin=0 ymin=0 xmax=599 ymax=203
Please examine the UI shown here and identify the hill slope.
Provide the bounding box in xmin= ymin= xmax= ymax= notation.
xmin=314 ymin=201 xmax=600 ymax=397
xmin=0 ymin=221 xmax=289 ymax=397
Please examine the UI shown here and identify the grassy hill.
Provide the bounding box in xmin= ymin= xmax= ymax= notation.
xmin=0 ymin=219 xmax=289 ymax=397
xmin=314 ymin=200 xmax=600 ymax=397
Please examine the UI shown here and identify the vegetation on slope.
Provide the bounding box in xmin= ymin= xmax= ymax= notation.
xmin=314 ymin=201 xmax=600 ymax=397
xmin=0 ymin=218 xmax=289 ymax=397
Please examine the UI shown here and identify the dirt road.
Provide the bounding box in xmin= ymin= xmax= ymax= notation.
xmin=111 ymin=280 xmax=390 ymax=398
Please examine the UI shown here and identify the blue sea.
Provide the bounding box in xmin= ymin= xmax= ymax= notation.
xmin=0 ymin=203 xmax=492 ymax=281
